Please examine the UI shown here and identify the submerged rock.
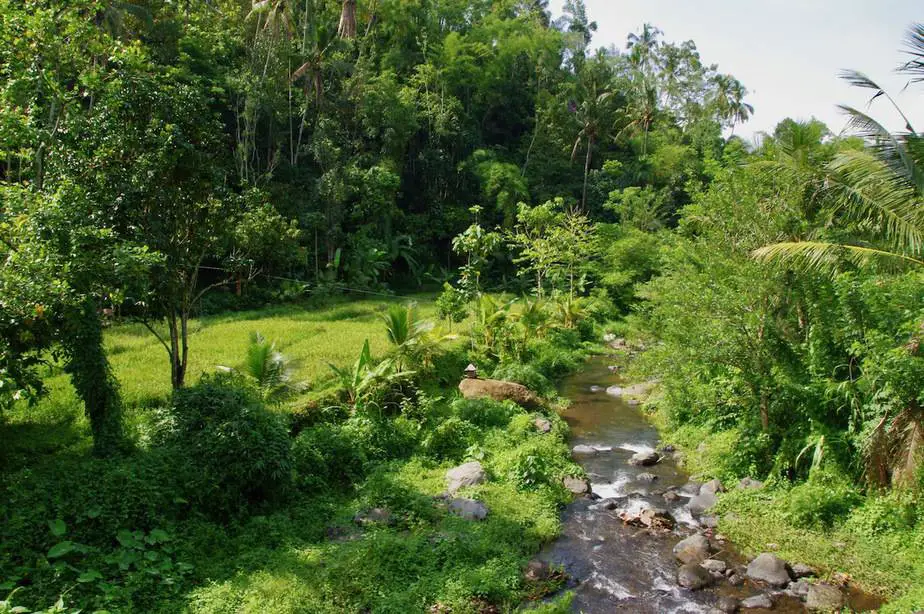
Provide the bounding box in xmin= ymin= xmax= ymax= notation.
xmin=448 ymin=498 xmax=488 ymax=521
xmin=572 ymin=444 xmax=598 ymax=457
xmin=740 ymin=594 xmax=773 ymax=609
xmin=628 ymin=451 xmax=661 ymax=466
xmin=747 ymin=553 xmax=792 ymax=588
xmin=636 ymin=472 xmax=658 ymax=483
xmin=806 ymin=583 xmax=845 ymax=611
xmin=673 ymin=534 xmax=712 ymax=564
xmin=458 ymin=377 xmax=542 ymax=409
xmin=677 ymin=563 xmax=714 ymax=590
xmin=446 ymin=461 xmax=486 ymax=494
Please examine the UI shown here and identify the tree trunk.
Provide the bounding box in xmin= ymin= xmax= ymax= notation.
xmin=337 ymin=0 xmax=356 ymax=39
xmin=64 ymin=299 xmax=125 ymax=456
xmin=581 ymin=135 xmax=593 ymax=212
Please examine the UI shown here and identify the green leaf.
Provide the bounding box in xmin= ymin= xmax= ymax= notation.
xmin=78 ymin=569 xmax=103 ymax=583
xmin=47 ymin=541 xmax=76 ymax=558
xmin=48 ymin=518 xmax=67 ymax=537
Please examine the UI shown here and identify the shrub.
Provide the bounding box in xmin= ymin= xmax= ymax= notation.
xmin=155 ymin=373 xmax=292 ymax=516
xmin=292 ymin=423 xmax=368 ymax=490
xmin=786 ymin=471 xmax=863 ymax=529
xmin=341 ymin=414 xmax=420 ymax=462
xmin=451 ymin=397 xmax=523 ymax=429
xmin=491 ymin=363 xmax=553 ymax=397
xmin=421 ymin=416 xmax=479 ymax=461
xmin=528 ymin=340 xmax=581 ymax=380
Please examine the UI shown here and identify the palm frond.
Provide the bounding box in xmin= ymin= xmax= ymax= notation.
xmin=899 ymin=23 xmax=924 ymax=86
xmin=837 ymin=105 xmax=920 ymax=188
xmin=752 ymin=241 xmax=924 ymax=272
xmin=826 ymin=150 xmax=924 ymax=255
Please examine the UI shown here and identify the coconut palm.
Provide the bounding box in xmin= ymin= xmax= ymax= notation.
xmin=753 ymin=23 xmax=924 ymax=271
xmin=244 ymin=332 xmax=302 ymax=402
xmin=570 ymin=71 xmax=617 ymax=211
xmin=754 ymin=23 xmax=924 ymax=487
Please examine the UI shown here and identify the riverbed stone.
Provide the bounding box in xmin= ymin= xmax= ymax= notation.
xmin=701 ymin=479 xmax=725 ymax=495
xmin=563 ymin=475 xmax=591 ymax=496
xmin=605 ymin=385 xmax=624 ymax=396
xmin=806 ymin=583 xmax=844 ymax=611
xmin=701 ymin=559 xmax=727 ymax=574
xmin=740 ymin=594 xmax=773 ymax=609
xmin=458 ymin=377 xmax=542 ymax=409
xmin=787 ymin=580 xmax=811 ymax=599
xmin=663 ymin=490 xmax=681 ymax=502
xmin=448 ymin=498 xmax=488 ymax=521
xmin=790 ymin=563 xmax=817 ymax=579
xmin=688 ymin=490 xmax=718 ymax=514
xmin=637 ymin=472 xmax=658 ymax=482
xmin=716 ymin=596 xmax=739 ymax=613
xmin=677 ymin=563 xmax=715 ymax=590
xmin=628 ymin=450 xmax=661 ymax=466
xmin=673 ymin=534 xmax=711 ymax=564
xmin=747 ymin=553 xmax=792 ymax=588
xmin=728 ymin=573 xmax=744 ymax=586
xmin=446 ymin=461 xmax=486 ymax=494
xmin=571 ymin=444 xmax=598 ymax=457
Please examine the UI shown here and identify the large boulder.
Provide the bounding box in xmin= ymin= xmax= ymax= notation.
xmin=701 ymin=479 xmax=725 ymax=495
xmin=628 ymin=451 xmax=661 ymax=466
xmin=677 ymin=563 xmax=714 ymax=590
xmin=673 ymin=534 xmax=712 ymax=564
xmin=448 ymin=498 xmax=488 ymax=521
xmin=806 ymin=583 xmax=845 ymax=611
xmin=746 ymin=553 xmax=792 ymax=588
xmin=619 ymin=506 xmax=675 ymax=531
xmin=716 ymin=596 xmax=739 ymax=613
xmin=446 ymin=461 xmax=486 ymax=494
xmin=458 ymin=378 xmax=542 ymax=409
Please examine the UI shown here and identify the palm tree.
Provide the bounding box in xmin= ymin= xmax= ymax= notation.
xmin=337 ymin=0 xmax=357 ymax=39
xmin=754 ymin=24 xmax=924 ymax=487
xmin=753 ymin=23 xmax=924 ymax=270
xmin=711 ymin=74 xmax=753 ymax=134
xmin=570 ymin=67 xmax=617 ymax=211
xmin=244 ymin=332 xmax=301 ymax=402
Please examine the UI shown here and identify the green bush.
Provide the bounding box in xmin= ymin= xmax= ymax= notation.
xmin=491 ymin=363 xmax=553 ymax=397
xmin=341 ymin=414 xmax=420 ymax=462
xmin=155 ymin=373 xmax=292 ymax=516
xmin=786 ymin=472 xmax=863 ymax=529
xmin=421 ymin=416 xmax=479 ymax=461
xmin=451 ymin=397 xmax=523 ymax=429
xmin=292 ymin=423 xmax=368 ymax=490
xmin=527 ymin=340 xmax=581 ymax=381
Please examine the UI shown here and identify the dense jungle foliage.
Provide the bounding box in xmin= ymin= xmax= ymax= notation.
xmin=0 ymin=0 xmax=922 ymax=611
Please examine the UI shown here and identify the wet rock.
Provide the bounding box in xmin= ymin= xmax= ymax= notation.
xmin=571 ymin=444 xmax=598 ymax=457
xmin=589 ymin=385 xmax=604 ymax=392
xmin=663 ymin=490 xmax=681 ymax=503
xmin=446 ymin=461 xmax=486 ymax=494
xmin=747 ymin=553 xmax=792 ymax=588
xmin=701 ymin=479 xmax=725 ymax=495
xmin=738 ymin=477 xmax=764 ymax=490
xmin=673 ymin=534 xmax=712 ymax=564
xmin=563 ymin=475 xmax=591 ymax=496
xmin=677 ymin=563 xmax=715 ymax=590
xmin=787 ymin=580 xmax=811 ymax=599
xmin=591 ymin=498 xmax=621 ymax=511
xmin=620 ymin=506 xmax=676 ymax=530
xmin=806 ymin=583 xmax=844 ymax=611
xmin=728 ymin=574 xmax=744 ymax=586
xmin=592 ymin=445 xmax=613 ymax=453
xmin=688 ymin=490 xmax=718 ymax=514
xmin=605 ymin=385 xmax=624 ymax=396
xmin=702 ymin=559 xmax=727 ymax=574
xmin=700 ymin=515 xmax=719 ymax=529
xmin=717 ymin=596 xmax=740 ymax=613
xmin=458 ymin=377 xmax=542 ymax=409
xmin=740 ymin=594 xmax=773 ymax=609
xmin=790 ymin=563 xmax=816 ymax=579
xmin=353 ymin=507 xmax=393 ymax=526
xmin=533 ymin=418 xmax=552 ymax=434
xmin=524 ymin=559 xmax=553 ymax=583
xmin=637 ymin=472 xmax=658 ymax=483
xmin=448 ymin=498 xmax=488 ymax=521
xmin=660 ymin=444 xmax=676 ymax=453
xmin=628 ymin=451 xmax=661 ymax=466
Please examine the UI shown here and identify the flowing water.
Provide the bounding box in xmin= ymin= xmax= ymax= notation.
xmin=539 ymin=357 xmax=882 ymax=613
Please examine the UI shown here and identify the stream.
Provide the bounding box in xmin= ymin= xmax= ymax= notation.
xmin=539 ymin=357 xmax=881 ymax=613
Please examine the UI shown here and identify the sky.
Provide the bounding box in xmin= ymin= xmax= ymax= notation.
xmin=548 ymin=0 xmax=923 ymax=141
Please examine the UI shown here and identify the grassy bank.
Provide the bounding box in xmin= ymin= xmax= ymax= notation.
xmin=650 ymin=420 xmax=924 ymax=612
xmin=1 ymin=295 xmax=593 ymax=613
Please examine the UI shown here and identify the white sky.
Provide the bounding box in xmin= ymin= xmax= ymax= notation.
xmin=549 ymin=0 xmax=924 ymax=141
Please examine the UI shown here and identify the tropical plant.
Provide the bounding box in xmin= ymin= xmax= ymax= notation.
xmin=435 ymin=283 xmax=469 ymax=331
xmin=328 ymin=339 xmax=405 ymax=409
xmin=244 ymin=332 xmax=302 ymax=402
